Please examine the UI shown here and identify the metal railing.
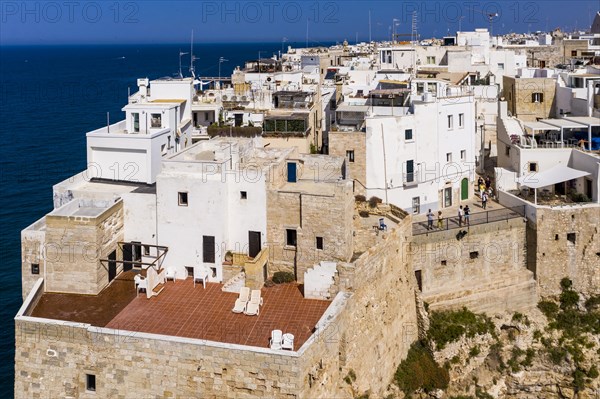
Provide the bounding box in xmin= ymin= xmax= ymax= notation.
xmin=412 ymin=205 xmax=526 ymax=236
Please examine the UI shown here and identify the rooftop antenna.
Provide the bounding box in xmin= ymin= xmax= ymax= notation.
xmin=306 ymin=19 xmax=309 ymax=48
xmin=178 ymin=48 xmax=189 ymax=78
xmin=411 ymin=11 xmax=418 ymax=45
xmin=189 ymin=29 xmax=196 ymax=78
xmin=466 ymin=7 xmax=499 ymax=37
xmin=368 ymin=10 xmax=372 ymax=42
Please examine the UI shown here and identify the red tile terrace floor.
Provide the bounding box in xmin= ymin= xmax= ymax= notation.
xmin=105 ymin=278 xmax=331 ymax=349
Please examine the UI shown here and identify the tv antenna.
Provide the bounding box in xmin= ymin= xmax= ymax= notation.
xmin=178 ymin=49 xmax=189 ymax=78
xmin=466 ymin=7 xmax=499 ymax=37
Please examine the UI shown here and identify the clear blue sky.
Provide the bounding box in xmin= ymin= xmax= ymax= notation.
xmin=1 ymin=1 xmax=598 ymax=45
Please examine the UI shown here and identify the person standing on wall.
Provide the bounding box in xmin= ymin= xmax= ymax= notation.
xmin=458 ymin=205 xmax=464 ymax=227
xmin=464 ymin=205 xmax=471 ymax=226
xmin=427 ymin=209 xmax=434 ymax=230
xmin=482 ymin=190 xmax=488 ymax=210
xmin=437 ymin=210 xmax=443 ymax=229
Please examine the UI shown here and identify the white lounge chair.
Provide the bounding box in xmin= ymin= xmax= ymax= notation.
xmin=244 ymin=289 xmax=263 ymax=316
xmin=194 ymin=266 xmax=209 ymax=289
xmin=232 ymin=287 xmax=250 ymax=313
xmin=165 ymin=267 xmax=176 ymax=282
xmin=270 ymin=330 xmax=283 ymax=350
xmin=282 ymin=333 xmax=294 ymax=351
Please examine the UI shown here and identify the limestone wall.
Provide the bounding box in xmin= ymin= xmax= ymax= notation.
xmin=503 ymin=76 xmax=557 ymax=121
xmin=14 ymin=318 xmax=303 ymax=399
xmin=529 ymin=206 xmax=600 ymax=297
xmin=330 ymin=217 xmax=420 ymax=397
xmin=21 ymin=218 xmax=46 ymax=299
xmin=44 ymin=202 xmax=124 ymax=295
xmin=266 ymin=181 xmax=354 ymax=282
xmin=411 ymin=218 xmax=538 ymax=314
xmin=328 ymin=131 xmax=366 ymax=194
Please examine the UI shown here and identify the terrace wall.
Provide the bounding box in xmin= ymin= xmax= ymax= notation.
xmin=411 ymin=217 xmax=538 ymax=314
xmin=21 ymin=218 xmax=46 ymax=299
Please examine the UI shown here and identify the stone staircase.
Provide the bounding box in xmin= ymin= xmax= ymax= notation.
xmin=222 ymin=272 xmax=245 ymax=293
xmin=304 ymin=261 xmax=337 ymax=300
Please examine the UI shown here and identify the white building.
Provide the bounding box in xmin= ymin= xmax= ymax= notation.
xmin=86 ymin=78 xmax=195 ymax=185
xmin=365 ymin=79 xmax=476 ymax=213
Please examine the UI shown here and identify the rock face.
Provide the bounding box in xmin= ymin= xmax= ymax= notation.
xmin=435 ymin=309 xmax=600 ymax=399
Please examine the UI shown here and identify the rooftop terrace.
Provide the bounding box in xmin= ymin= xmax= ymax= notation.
xmin=30 ymin=271 xmax=331 ymax=350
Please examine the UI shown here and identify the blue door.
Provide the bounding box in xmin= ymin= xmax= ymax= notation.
xmin=287 ymin=162 xmax=297 ymax=183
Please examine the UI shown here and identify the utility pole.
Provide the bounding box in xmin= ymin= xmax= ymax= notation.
xmin=218 ymin=57 xmax=228 ymax=90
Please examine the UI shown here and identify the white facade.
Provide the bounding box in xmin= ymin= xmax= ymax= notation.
xmin=86 ymin=78 xmax=195 ymax=184
xmin=155 ymin=138 xmax=286 ymax=282
xmin=365 ymin=82 xmax=476 ymax=213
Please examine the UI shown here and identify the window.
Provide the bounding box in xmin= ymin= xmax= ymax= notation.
xmin=528 ymin=162 xmax=538 ymax=172
xmin=143 ymin=245 xmax=150 ymax=256
xmin=405 ymin=129 xmax=413 ymax=141
xmin=178 ymin=192 xmax=188 ymax=206
xmin=185 ymin=266 xmax=194 ymax=277
xmin=497 ymin=63 xmax=504 ymax=70
xmin=86 ymin=374 xmax=96 ymax=392
xmin=161 ymin=144 xmax=167 ymax=155
xmin=203 ymin=236 xmax=215 ymax=263
xmin=532 ymin=92 xmax=544 ymax=103
xmin=346 ymin=150 xmax=355 ymax=163
xmin=441 ymin=260 xmax=447 ymax=266
xmin=151 ymin=113 xmax=162 ymax=128
xmin=567 ymin=233 xmax=576 ymax=244
xmin=416 ymin=82 xmax=425 ymax=94
xmin=31 ymin=263 xmax=39 ymax=275
xmin=286 ymin=229 xmax=297 ymax=247
xmin=469 ymin=251 xmax=479 ymax=259
xmin=505 ymin=146 xmax=511 ymax=156
xmin=412 ymin=197 xmax=420 ymax=214
xmin=447 ymin=115 xmax=454 ymax=129
xmin=459 ymin=113 xmax=464 ymax=128
xmin=571 ymin=50 xmax=577 ymax=56
xmin=240 ymin=191 xmax=247 ymax=199
xmin=406 ymin=160 xmax=415 ymax=183
xmin=461 ymin=150 xmax=466 ymax=161
xmin=316 ymin=237 xmax=324 ymax=250
xmin=446 ymin=153 xmax=452 ymax=162
xmin=132 ymin=113 xmax=140 ymax=133
xmin=426 ymin=56 xmax=436 ymax=64
xmin=555 ymin=234 xmax=559 ymax=241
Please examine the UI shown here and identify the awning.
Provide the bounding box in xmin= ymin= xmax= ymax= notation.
xmin=517 ymin=164 xmax=591 ymax=189
xmin=522 ymin=121 xmax=560 ymax=132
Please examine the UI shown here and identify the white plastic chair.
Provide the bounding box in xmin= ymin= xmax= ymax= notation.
xmin=135 ymin=276 xmax=147 ymax=294
xmin=232 ymin=287 xmax=250 ymax=313
xmin=282 ymin=333 xmax=294 ymax=351
xmin=194 ymin=266 xmax=209 ymax=289
xmin=165 ymin=267 xmax=176 ymax=282
xmin=270 ymin=330 xmax=283 ymax=350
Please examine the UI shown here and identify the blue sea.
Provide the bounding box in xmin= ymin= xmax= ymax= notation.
xmin=0 ymin=41 xmax=320 ymax=397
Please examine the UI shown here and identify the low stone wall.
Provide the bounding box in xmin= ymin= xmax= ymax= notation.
xmin=21 ymin=218 xmax=46 ymax=300
xmin=14 ymin=286 xmax=351 ymax=399
xmin=411 ymin=217 xmax=538 ymax=314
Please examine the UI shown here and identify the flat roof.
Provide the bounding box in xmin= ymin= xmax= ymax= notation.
xmin=150 ymin=99 xmax=186 ymax=104
xmin=564 ymin=116 xmax=600 ymax=127
xmin=336 ymin=104 xmax=369 ymax=112
xmin=539 ymin=119 xmax=588 ymax=129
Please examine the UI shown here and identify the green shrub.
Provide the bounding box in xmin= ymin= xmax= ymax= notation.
xmin=354 ymin=195 xmax=366 ymax=202
xmin=560 ymin=290 xmax=580 ymax=310
xmin=538 ymin=301 xmax=559 ymax=319
xmin=469 ymin=345 xmax=481 ymax=357
xmin=394 ymin=341 xmax=449 ymax=395
xmin=587 ymin=365 xmax=599 ymax=379
xmin=547 ymin=346 xmax=567 ymax=364
xmin=560 ymin=277 xmax=573 ymax=290
xmin=522 ymin=348 xmax=535 ymax=367
xmin=584 ymin=295 xmax=600 ymax=311
xmin=428 ymin=308 xmax=495 ymax=350
xmin=358 ymin=210 xmax=370 ymax=218
xmin=272 ymin=271 xmax=295 ymax=284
